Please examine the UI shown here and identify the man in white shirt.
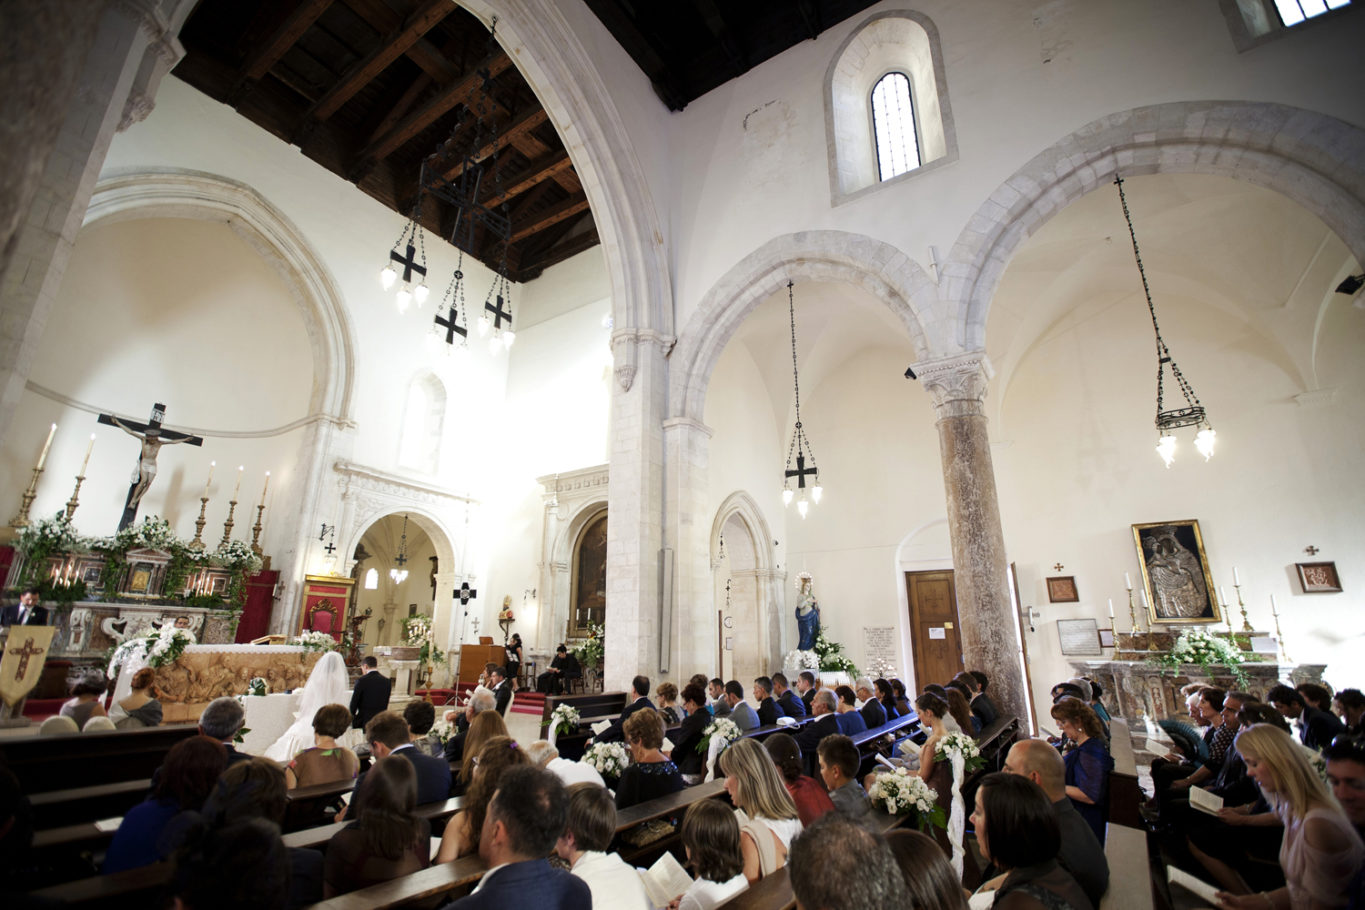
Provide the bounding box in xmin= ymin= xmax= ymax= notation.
xmin=554 ymin=782 xmax=650 ymax=910
xmin=525 ymin=740 xmax=606 ymax=789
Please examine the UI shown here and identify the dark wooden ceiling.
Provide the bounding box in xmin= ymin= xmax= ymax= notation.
xmin=582 ymin=0 xmax=884 ymax=112
xmin=173 ymin=0 xmax=596 ymax=283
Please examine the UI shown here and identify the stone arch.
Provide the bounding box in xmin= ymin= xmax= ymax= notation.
xmin=945 ymin=101 xmax=1365 ymax=351
xmin=544 ymin=497 xmax=608 ymax=644
xmin=708 ymin=491 xmax=782 ymax=684
xmin=343 ymin=507 xmax=458 ymax=646
xmin=670 ymin=231 xmax=940 ymax=422
xmin=84 ymin=168 xmax=357 ymax=422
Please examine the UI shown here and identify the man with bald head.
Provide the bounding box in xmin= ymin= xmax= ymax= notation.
xmin=1002 ymin=738 xmax=1109 ymax=905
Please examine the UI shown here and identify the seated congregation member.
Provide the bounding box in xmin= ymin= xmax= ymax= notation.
xmin=538 ymin=644 xmax=581 ymax=694
xmin=912 ymin=693 xmax=956 ymax=790
xmin=890 ymin=678 xmax=914 ymax=719
xmin=773 ymin=672 xmax=806 ymax=718
xmin=1050 ymin=696 xmax=1113 ymax=844
xmin=1085 ymin=678 xmax=1111 ymax=726
xmin=1269 ymin=683 xmax=1346 ymax=751
xmin=453 ymin=708 xmax=509 ymax=797
xmin=616 ymin=708 xmax=684 ymax=810
xmin=855 ymin=677 xmax=887 ymax=728
xmin=885 ymin=829 xmax=971 ymax=910
xmin=351 ymin=710 xmax=451 ymax=813
xmin=168 ymin=696 xmax=252 ymax=770
xmin=105 ymin=736 xmax=227 ymax=873
xmin=1213 ymin=724 xmax=1364 ymax=910
xmin=818 ymin=734 xmax=870 ymax=824
xmin=169 ymin=818 xmax=291 ymax=910
xmin=325 ymin=756 xmax=429 ymax=897
xmin=675 ymin=798 xmax=750 ymax=910
xmin=754 ymin=676 xmax=785 ymax=726
xmin=657 ymin=681 xmax=682 ymax=725
xmin=833 ymin=685 xmax=868 ymax=735
xmin=59 ymin=671 xmax=107 ymax=729
xmin=597 ymin=674 xmax=655 ymax=742
xmin=349 ymin=656 xmax=391 ymax=730
xmin=766 ymin=733 xmax=834 ymax=826
xmin=1323 ymin=733 xmax=1365 ymax=906
xmin=404 ymin=698 xmax=443 ymax=758
xmin=526 ymin=739 xmax=605 ymax=788
xmin=1335 ymin=689 xmax=1365 ymax=736
xmin=1002 ymin=739 xmax=1109 ymax=906
xmin=945 ymin=685 xmax=980 ymax=735
xmin=970 ymin=772 xmax=1093 ymax=910
xmin=1154 ymin=687 xmax=1233 ymax=819
xmin=444 ymin=686 xmax=499 ymax=767
xmin=673 ymin=682 xmax=712 ymax=783
xmin=1299 ymin=682 xmax=1335 ymax=715
xmin=441 ymin=766 xmax=591 ymax=910
xmin=709 ymin=678 xmax=731 ymax=716
xmin=724 ymin=680 xmax=760 ymax=732
xmin=794 ymin=688 xmax=841 ymax=759
xmin=487 ymin=665 xmax=513 ymax=715
xmin=875 ymin=678 xmax=901 ymax=721
xmin=285 ymin=703 xmax=359 ymax=789
xmin=789 ymin=813 xmax=913 ymax=910
xmin=718 ymin=737 xmax=803 ymax=883
xmin=955 ymin=671 xmax=997 ymax=728
xmin=555 ymin=783 xmax=650 ymax=909
xmin=436 ymin=735 xmax=530 ymax=862
xmin=109 ymin=667 xmax=162 ymax=729
xmin=797 ymin=671 xmax=817 ymax=714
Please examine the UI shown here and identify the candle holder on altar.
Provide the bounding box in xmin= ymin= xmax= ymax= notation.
xmin=64 ymin=474 xmax=86 ymax=520
xmin=220 ymin=499 xmax=238 ymax=549
xmin=251 ymin=504 xmax=265 ymax=556
xmin=190 ymin=497 xmax=209 ymax=550
xmin=9 ymin=466 xmax=44 ymax=528
xmin=1233 ymin=582 xmax=1253 ymax=633
xmin=1271 ymin=600 xmax=1292 ymax=664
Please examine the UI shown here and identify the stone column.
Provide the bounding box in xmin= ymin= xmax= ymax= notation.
xmin=662 ymin=415 xmax=713 ymax=680
xmin=915 ymin=352 xmax=1026 ymax=723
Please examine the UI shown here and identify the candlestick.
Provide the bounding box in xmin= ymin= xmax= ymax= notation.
xmin=1124 ymin=572 xmax=1132 ymax=590
xmin=220 ymin=498 xmax=238 ymax=549
xmin=251 ymin=503 xmax=266 ymax=556
xmin=1233 ymin=581 xmax=1252 ymax=633
xmin=203 ymin=461 xmax=216 ymax=498
xmin=1270 ymin=594 xmax=1291 ymax=663
xmin=232 ymin=465 xmax=243 ymax=499
xmin=1107 ymin=597 xmax=1114 ymax=620
xmin=8 ymin=464 xmax=45 ymax=528
xmin=1126 ymin=588 xmax=1139 ymax=648
xmin=190 ymin=496 xmax=209 ymax=550
xmin=64 ymin=472 xmax=86 ymax=520
xmin=1141 ymin=590 xmax=1158 ymax=650
xmin=259 ymin=471 xmax=270 ymax=507
xmin=1221 ymin=587 xmax=1234 ymax=636
xmin=80 ymin=433 xmax=95 ymax=474
xmin=36 ymin=423 xmax=56 ymax=471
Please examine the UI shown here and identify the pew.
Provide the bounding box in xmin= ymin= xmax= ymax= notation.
xmin=718 ymin=866 xmax=796 ymax=910
xmin=1099 ymin=822 xmax=1154 ymax=910
xmin=29 ymin=777 xmax=152 ymax=828
xmin=1107 ymin=718 xmax=1143 ymax=829
xmin=540 ymin=690 xmax=630 ymax=730
xmin=1 ymin=723 xmax=201 ymax=793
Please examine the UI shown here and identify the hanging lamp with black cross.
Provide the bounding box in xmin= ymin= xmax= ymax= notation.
xmin=781 ymin=280 xmax=823 ymax=519
xmin=477 ymin=252 xmax=515 ymax=353
xmin=390 ymin=515 xmax=411 ymax=584
xmin=431 ymin=251 xmax=470 ymax=354
xmin=379 ymin=197 xmax=429 ymax=313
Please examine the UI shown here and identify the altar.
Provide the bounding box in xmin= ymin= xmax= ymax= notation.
xmin=112 ymin=644 xmax=322 ymax=723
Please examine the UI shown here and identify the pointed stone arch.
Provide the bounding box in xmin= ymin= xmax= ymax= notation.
xmin=706 ymin=491 xmax=783 ymax=683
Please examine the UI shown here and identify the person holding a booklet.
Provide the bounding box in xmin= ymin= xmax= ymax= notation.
xmin=668 ymin=800 xmax=750 ymax=910
xmin=555 ymin=783 xmax=651 ymax=909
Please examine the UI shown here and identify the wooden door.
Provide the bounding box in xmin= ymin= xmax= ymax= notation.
xmin=906 ymin=570 xmax=964 ymax=693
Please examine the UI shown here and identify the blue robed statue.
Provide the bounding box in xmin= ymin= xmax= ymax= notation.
xmin=795 ymin=572 xmax=820 ymax=651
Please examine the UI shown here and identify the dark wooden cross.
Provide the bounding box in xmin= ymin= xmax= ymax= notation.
xmin=7 ymin=636 xmax=46 ymax=679
xmin=784 ymin=453 xmax=817 ymax=489
xmin=1053 ymin=563 xmax=1065 ymax=573
xmin=1305 ymin=545 xmax=1320 ymax=556
xmin=434 ymin=306 xmax=466 ymax=345
xmin=98 ymin=403 xmax=204 ymax=531
xmin=484 ymin=293 xmax=512 ymax=331
xmin=389 ymin=243 xmax=426 ymax=284
xmin=323 ymin=538 xmax=336 ymax=555
xmin=457 ymin=582 xmax=478 ymax=605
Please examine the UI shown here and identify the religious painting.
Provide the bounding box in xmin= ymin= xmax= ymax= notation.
xmin=1296 ymin=561 xmax=1342 ymax=594
xmin=1132 ymin=520 xmax=1220 ymax=625
xmin=1046 ymin=576 xmax=1079 ymax=603
xmin=570 ymin=511 xmax=608 ymax=637
xmin=209 ymin=575 xmax=229 ymax=597
xmin=128 ymin=565 xmax=153 ymax=595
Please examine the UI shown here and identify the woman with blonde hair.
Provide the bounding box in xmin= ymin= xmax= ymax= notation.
xmin=718 ymin=737 xmax=802 ymax=883
xmin=456 ymin=708 xmax=509 ymax=792
xmin=435 ymin=735 xmax=530 ymax=862
xmin=1051 ymin=695 xmax=1113 ymax=844
xmin=1215 ymin=724 xmax=1363 ymax=909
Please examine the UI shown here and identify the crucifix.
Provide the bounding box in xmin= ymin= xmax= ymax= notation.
xmin=457 ymin=581 xmax=478 ymax=606
xmin=484 ymin=293 xmax=512 ymax=331
xmin=784 ymin=452 xmax=817 ymax=489
xmin=98 ymin=403 xmax=203 ymax=531
xmin=7 ymin=636 xmax=46 ymax=679
xmin=434 ymin=306 xmax=467 ymax=345
xmin=389 ymin=243 xmax=426 ymax=284
xmin=1305 ymin=545 xmax=1320 ymax=555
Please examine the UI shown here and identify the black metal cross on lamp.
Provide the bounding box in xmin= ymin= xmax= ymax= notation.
xmin=434 ymin=306 xmax=466 ymax=346
xmin=457 ymin=582 xmax=478 ymax=605
xmin=390 ymin=244 xmax=426 ymax=284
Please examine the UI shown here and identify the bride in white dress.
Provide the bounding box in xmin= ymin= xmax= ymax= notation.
xmin=264 ymin=651 xmax=363 ymax=762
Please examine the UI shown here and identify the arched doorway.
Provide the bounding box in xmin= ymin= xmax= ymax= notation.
xmin=709 ymin=492 xmax=781 ymax=685
xmin=351 ymin=513 xmax=440 ymax=648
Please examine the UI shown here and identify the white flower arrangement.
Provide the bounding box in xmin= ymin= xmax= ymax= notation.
xmin=551 ymin=704 xmax=581 ymax=737
xmin=864 ymin=657 xmax=901 ymax=681
xmin=867 ymin=767 xmax=942 ymax=828
xmin=784 ymin=649 xmax=820 ymax=670
xmin=405 ymin=614 xmax=446 ymax=668
xmin=698 ymin=716 xmax=741 ymax=754
xmin=581 ymin=741 xmax=631 ymax=778
xmin=292 ymin=630 xmax=338 ymax=652
xmin=212 ymin=538 xmax=264 ymax=574
xmin=935 ymin=731 xmax=985 ymax=774
xmin=429 ymin=716 xmax=457 ymax=745
xmin=109 ymin=624 xmax=197 ymax=678
xmin=1154 ymin=629 xmax=1249 ymax=686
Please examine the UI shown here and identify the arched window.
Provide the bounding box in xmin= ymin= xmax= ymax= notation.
xmin=871 ymin=72 xmax=920 ymax=181
xmin=397 ymin=372 xmax=446 ymax=473
xmin=364 ymin=567 xmax=379 ymax=590
xmin=570 ymin=511 xmax=608 ymax=636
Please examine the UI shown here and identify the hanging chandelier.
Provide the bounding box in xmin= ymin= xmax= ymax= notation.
xmin=1114 ymin=175 xmax=1216 ymax=467
xmin=781 ymin=280 xmax=823 ymax=517
xmin=379 ymin=200 xmax=429 ymax=312
xmin=390 ymin=515 xmax=410 ymax=584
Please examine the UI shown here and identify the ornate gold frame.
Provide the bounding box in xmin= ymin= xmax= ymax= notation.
xmin=1132 ymin=519 xmax=1221 ymax=625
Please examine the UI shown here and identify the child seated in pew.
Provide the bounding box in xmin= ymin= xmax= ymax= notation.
xmin=667 ymin=799 xmax=750 ymax=910
xmin=818 ymin=735 xmax=872 ymax=825
xmin=325 ymin=756 xmax=430 ymax=898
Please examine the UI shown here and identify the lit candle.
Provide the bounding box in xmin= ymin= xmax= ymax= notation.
xmin=1270 ymin=593 xmax=1278 ymax=616
xmin=232 ymin=465 xmax=243 ymax=500
xmin=1219 ymin=586 xmax=1228 ymax=605
xmin=36 ymin=423 xmax=56 ymax=470
xmin=259 ymin=471 xmax=270 ymax=507
xmin=1107 ymin=598 xmax=1115 ymax=619
xmin=1140 ymin=589 xmax=1149 ymax=610
xmin=1232 ymin=566 xmax=1240 ymax=585
xmin=203 ymin=461 xmax=216 ymax=497
xmin=80 ymin=433 xmax=95 ymax=474
xmin=1124 ymin=572 xmax=1132 ymax=590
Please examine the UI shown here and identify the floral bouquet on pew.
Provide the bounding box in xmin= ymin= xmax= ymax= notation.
xmin=428 ymin=716 xmax=457 ymax=745
xmin=697 ymin=716 xmax=741 ymax=754
xmin=935 ymin=731 xmax=985 ymax=774
xmin=581 ymin=741 xmax=631 ymax=780
xmin=109 ymin=624 xmax=197 ymax=678
xmin=551 ymin=704 xmax=581 ymax=737
xmin=867 ymin=767 xmax=945 ymax=831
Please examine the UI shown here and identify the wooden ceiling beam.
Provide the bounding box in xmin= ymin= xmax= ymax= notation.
xmin=518 ymin=224 xmax=601 ymax=280
xmin=482 ymin=150 xmax=573 ymax=208
xmin=510 ymin=193 xmax=590 ymax=244
xmin=438 ymin=107 xmax=548 ymax=183
xmin=338 ymin=0 xmax=456 ymax=83
xmin=308 ymin=0 xmax=453 ymax=121
xmin=240 ymin=0 xmax=336 ymax=83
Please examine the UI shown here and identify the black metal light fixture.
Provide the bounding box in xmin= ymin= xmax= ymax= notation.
xmin=390 ymin=515 xmax=410 ymax=584
xmin=781 ymin=280 xmax=823 ymax=516
xmin=1114 ymin=175 xmax=1216 ymax=467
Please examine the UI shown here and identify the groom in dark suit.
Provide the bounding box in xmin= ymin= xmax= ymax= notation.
xmin=0 ymin=587 xmax=48 ymax=627
xmin=349 ymin=656 xmax=391 ymax=730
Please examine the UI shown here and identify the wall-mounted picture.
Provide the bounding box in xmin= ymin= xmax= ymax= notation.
xmin=1098 ymin=628 xmax=1116 ymax=648
xmin=1132 ymin=520 xmax=1220 ymax=625
xmin=1296 ymin=561 xmax=1342 ymax=594
xmin=1046 ymin=576 xmax=1079 ymax=603
xmin=1057 ymin=618 xmax=1102 ymax=655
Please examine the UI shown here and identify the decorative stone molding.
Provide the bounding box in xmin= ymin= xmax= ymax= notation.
xmin=535 ymin=465 xmax=608 ymax=648
xmin=1293 ymin=388 xmax=1337 ymax=408
xmin=611 ymin=327 xmax=676 ymax=391
xmin=913 ymin=352 xmax=994 ymax=419
xmin=334 ymin=460 xmax=473 ymax=510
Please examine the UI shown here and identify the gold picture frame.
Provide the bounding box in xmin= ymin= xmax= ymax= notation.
xmin=1132 ymin=519 xmax=1221 ymax=625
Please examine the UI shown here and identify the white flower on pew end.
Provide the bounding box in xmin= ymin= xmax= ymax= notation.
xmin=581 ymin=741 xmax=631 ymax=778
xmin=867 ymin=768 xmax=943 ymax=830
xmin=935 ymin=732 xmax=985 ymax=774
xmin=697 ymin=717 xmax=741 ymax=754
xmin=551 ymin=704 xmax=581 ymax=736
xmin=429 ymin=717 xmax=457 ymax=744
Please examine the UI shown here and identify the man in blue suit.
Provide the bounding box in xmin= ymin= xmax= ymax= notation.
xmin=596 ymin=675 xmax=654 ymax=743
xmin=442 ymin=765 xmax=590 ymax=909
xmin=773 ymin=672 xmax=807 ymax=719
xmin=352 ymin=711 xmax=452 ymax=810
xmin=724 ymin=680 xmax=761 ymax=732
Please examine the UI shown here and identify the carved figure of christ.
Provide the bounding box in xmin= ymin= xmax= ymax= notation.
xmin=98 ymin=403 xmax=203 ymax=530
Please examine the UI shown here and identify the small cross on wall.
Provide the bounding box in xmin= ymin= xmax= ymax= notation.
xmin=1053 ymin=563 xmax=1064 ymax=573
xmin=1304 ymin=545 xmax=1320 ymax=555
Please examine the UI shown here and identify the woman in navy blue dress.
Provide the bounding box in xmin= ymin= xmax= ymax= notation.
xmin=1052 ymin=696 xmax=1114 ymax=844
xmin=615 ymin=708 xmax=684 ymax=809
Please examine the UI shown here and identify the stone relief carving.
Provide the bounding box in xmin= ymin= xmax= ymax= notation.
xmin=153 ymin=651 xmax=321 ymax=704
xmin=914 ymin=352 xmax=994 ymax=418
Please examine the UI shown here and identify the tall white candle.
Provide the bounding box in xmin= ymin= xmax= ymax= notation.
xmin=1219 ymin=586 xmax=1228 ymax=605
xmin=1270 ymin=593 xmax=1278 ymax=616
xmin=1107 ymin=598 xmax=1115 ymax=619
xmin=1233 ymin=566 xmax=1240 ymax=585
xmin=1140 ymin=589 xmax=1149 ymax=609
xmin=36 ymin=423 xmax=56 ymax=470
xmin=1124 ymin=572 xmax=1132 ymax=590
xmin=232 ymin=465 xmax=243 ymax=499
xmin=259 ymin=471 xmax=270 ymax=507
xmin=80 ymin=433 xmax=95 ymax=474
xmin=203 ymin=461 xmax=216 ymax=497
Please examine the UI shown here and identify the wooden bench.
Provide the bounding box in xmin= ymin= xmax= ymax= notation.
xmin=29 ymin=860 xmax=173 ymax=906
xmin=284 ymin=797 xmax=465 ymax=850
xmin=1107 ymin=718 xmax=1143 ymax=829
xmin=540 ymin=690 xmax=629 ymax=730
xmin=29 ymin=778 xmax=152 ymax=828
xmin=719 ymin=866 xmax=796 ymax=910
xmin=1 ymin=723 xmax=201 ymax=793
xmin=1099 ymin=822 xmax=1154 ymax=910
xmin=305 ymin=854 xmax=489 ymax=909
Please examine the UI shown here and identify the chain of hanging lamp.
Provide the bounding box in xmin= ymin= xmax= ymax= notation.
xmin=1114 ymin=175 xmax=1216 ymax=467
xmin=782 ymin=280 xmax=823 ymax=516
xmin=390 ymin=515 xmax=410 ymax=584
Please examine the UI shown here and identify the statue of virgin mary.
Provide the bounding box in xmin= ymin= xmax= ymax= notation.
xmin=795 ymin=573 xmax=821 ymax=651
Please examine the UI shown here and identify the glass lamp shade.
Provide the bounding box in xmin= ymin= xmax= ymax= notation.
xmin=396 ymin=286 xmax=412 ymax=312
xmin=502 ymin=329 xmax=516 ymax=349
xmin=782 ymin=488 xmax=794 ymax=506
xmin=380 ymin=265 xmax=397 ymax=290
xmin=811 ymin=483 xmax=823 ymax=504
xmin=796 ymin=496 xmax=810 ymax=519
xmin=1156 ymin=434 xmax=1177 ymax=468
xmin=390 ymin=568 xmax=409 ymax=584
xmin=477 ymin=313 xmax=492 ymax=337
xmin=1194 ymin=427 xmax=1216 ymax=461
xmin=487 ymin=335 xmax=503 ymax=355
xmin=413 ymin=283 xmax=430 ymax=306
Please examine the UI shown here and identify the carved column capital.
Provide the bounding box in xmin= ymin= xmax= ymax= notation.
xmin=611 ymin=327 xmax=676 ymax=391
xmin=913 ymin=352 xmax=994 ymax=419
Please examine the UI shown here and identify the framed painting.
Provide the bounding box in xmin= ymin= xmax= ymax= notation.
xmin=1132 ymin=520 xmax=1220 ymax=625
xmin=1296 ymin=562 xmax=1342 ymax=593
xmin=1046 ymin=575 xmax=1079 ymax=603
